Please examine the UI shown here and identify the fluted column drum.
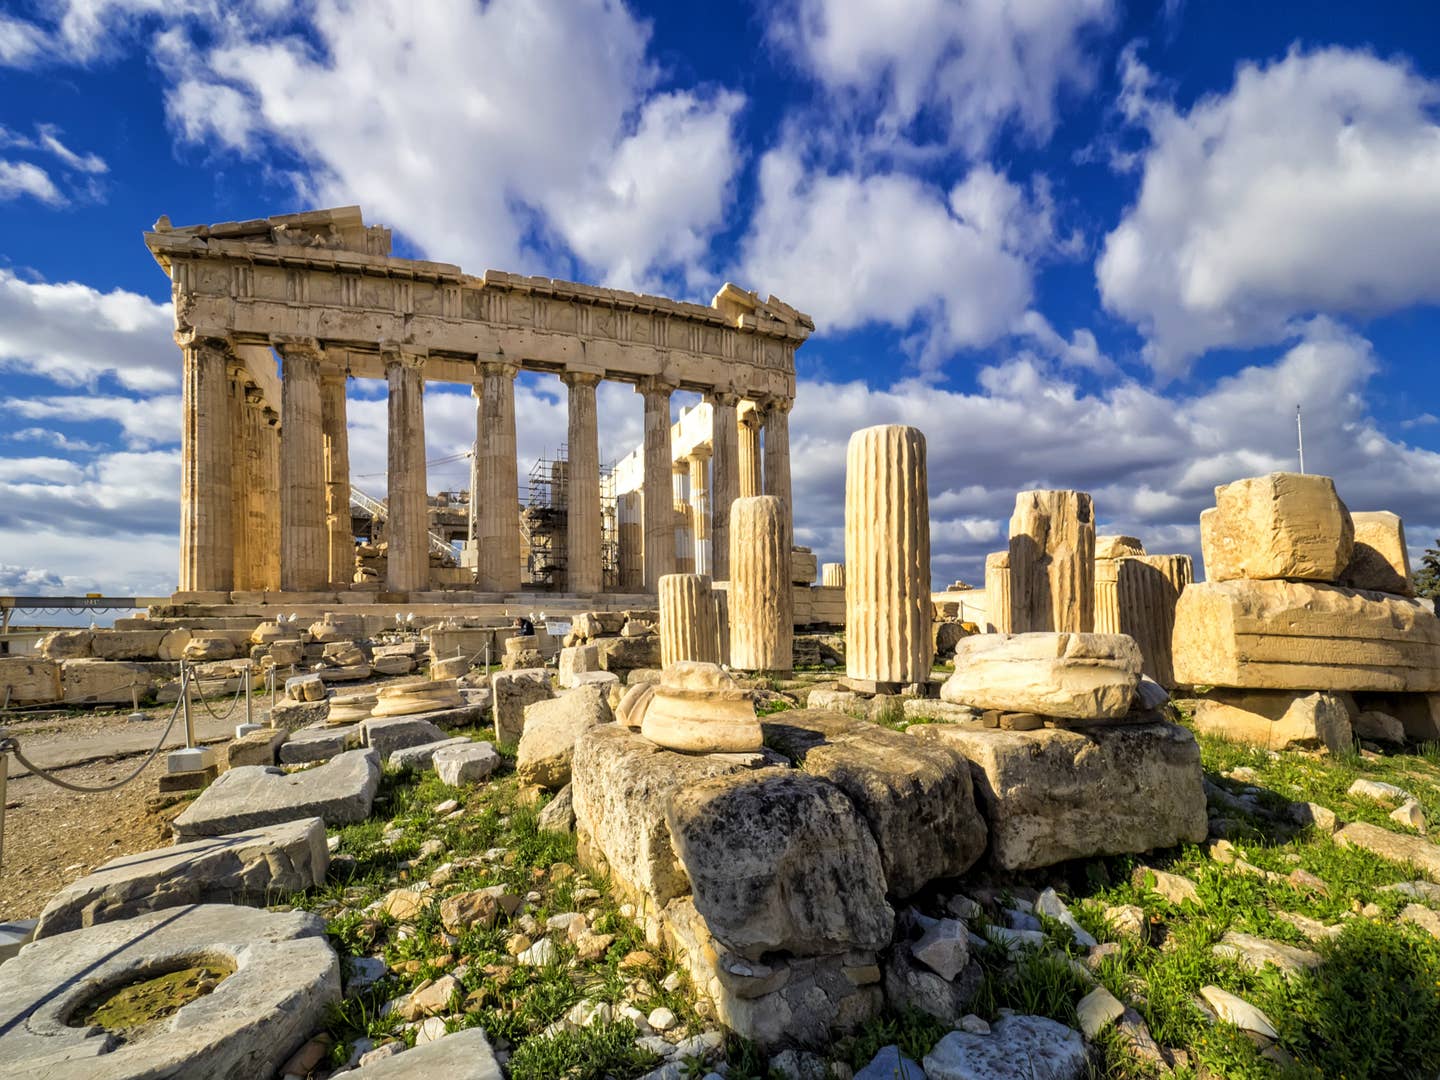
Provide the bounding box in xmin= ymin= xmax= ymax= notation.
xmin=385 ymin=353 xmax=428 ymax=593
xmin=984 ymin=552 xmax=1011 ymax=634
xmin=708 ymin=394 xmax=738 ymax=580
xmin=179 ymin=337 xmax=234 ymax=592
xmin=844 ymin=425 xmax=932 ymax=684
xmin=1118 ymin=554 xmax=1193 ymax=689
xmin=729 ymin=496 xmax=792 ymax=671
xmin=659 ymin=573 xmax=721 ymax=668
xmin=278 ymin=342 xmax=327 ymax=592
xmin=821 ymin=562 xmax=845 ymax=588
xmin=1008 ymin=490 xmax=1095 ymax=633
xmin=1094 ymin=557 xmax=1122 ymax=635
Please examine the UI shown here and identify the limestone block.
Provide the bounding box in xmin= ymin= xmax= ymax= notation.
xmin=1333 ymin=821 xmax=1440 ymax=881
xmin=171 ymin=748 xmax=381 ymax=839
xmin=373 ymin=653 xmax=416 ymax=676
xmin=434 ymin=742 xmax=501 ymax=786
xmin=762 ymin=709 xmax=987 ymax=896
xmin=558 ymin=643 xmax=602 ymax=687
xmin=287 ymin=673 xmax=327 ymax=702
xmin=574 ymin=611 xmax=625 ymax=639
xmin=571 ymin=724 xmax=771 ymax=906
xmin=268 ymin=638 xmax=304 ymax=666
xmin=227 ymin=727 xmax=288 ymax=768
xmin=1096 ymin=535 xmax=1145 ymax=560
xmin=184 ymin=632 xmax=239 ymax=661
xmin=35 ymin=817 xmax=328 ymax=938
xmin=666 ymin=768 xmax=894 ymax=960
xmin=598 ymin=632 xmax=661 ymax=673
xmin=362 ymin=716 xmax=449 ymax=760
xmin=911 ymin=722 xmax=1208 ymax=871
xmin=984 ymin=552 xmax=1012 ymax=634
xmin=1172 ymin=579 xmax=1440 ymax=692
xmin=1192 ymin=690 xmax=1354 ymax=753
xmin=491 ymin=667 xmax=555 ymax=744
xmin=656 ymin=896 xmax=883 ymax=1050
xmin=250 ymin=621 xmax=289 ymax=644
xmin=389 ymin=736 xmax=470 ymax=771
xmin=328 ymin=691 xmax=377 ymax=723
xmin=0 ymin=657 xmax=60 ymax=706
xmin=90 ymin=629 xmax=168 ymax=661
xmin=427 ymin=626 xmax=494 ymax=663
xmin=270 ymin=697 xmax=330 ymax=731
xmin=641 ymin=661 xmax=761 ymax=753
xmin=279 ymin=723 xmax=364 ymax=763
xmin=1339 ymin=510 xmax=1413 ymax=595
xmin=941 ymin=633 xmax=1141 ymax=719
xmin=60 ymin=659 xmax=156 ymax=705
xmin=1008 ymin=490 xmax=1095 ymax=633
xmin=0 ymin=906 xmax=338 ymax=1080
xmin=822 ymin=562 xmax=845 ymax=588
xmin=517 ymin=684 xmax=614 ymax=789
xmin=791 ymin=548 xmax=819 ymax=585
xmin=659 ymin=574 xmax=722 ymax=668
xmin=371 ymin=678 xmax=464 ymax=717
xmin=730 ymin=495 xmax=793 ymax=671
xmin=39 ymin=629 xmax=93 ymax=659
xmin=432 ymin=655 xmax=470 ymax=680
xmin=1201 ymin=472 xmax=1353 ymax=582
xmin=924 ymin=1016 xmax=1086 ymax=1080
xmin=845 ymin=425 xmax=933 ymax=685
xmin=340 ymin=1027 xmax=502 ymax=1078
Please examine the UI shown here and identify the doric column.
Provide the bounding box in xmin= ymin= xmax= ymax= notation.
xmin=637 ymin=377 xmax=676 ymax=589
xmin=178 ymin=334 xmax=234 ymax=592
xmin=257 ymin=406 xmax=281 ymax=590
xmin=737 ymin=400 xmax=762 ymax=499
xmin=689 ymin=447 xmax=712 ymax=577
xmin=673 ymin=462 xmax=694 ymax=575
xmin=984 ymin=551 xmax=1012 ymax=634
xmin=1118 ymin=554 xmax=1193 ymax=689
xmin=228 ymin=373 xmax=250 ymax=591
xmin=477 ymin=360 xmax=521 ymax=592
xmin=618 ymin=490 xmax=644 ymax=591
xmin=276 ymin=338 xmax=327 ymax=591
xmin=232 ymin=384 xmax=274 ymax=591
xmin=707 ymin=392 xmax=739 ymax=581
xmin=729 ymin=495 xmax=792 ymax=672
xmin=564 ymin=371 xmax=602 ymax=594
xmin=659 ymin=573 xmax=721 ymax=667
xmin=844 ymin=425 xmax=932 ymax=686
xmin=320 ymin=367 xmax=352 ymax=588
xmin=762 ymin=396 xmax=793 ymax=519
xmin=1008 ymin=490 xmax=1095 ymax=633
xmin=821 ymin=562 xmax=845 ymax=588
xmin=385 ymin=348 xmax=428 ymax=594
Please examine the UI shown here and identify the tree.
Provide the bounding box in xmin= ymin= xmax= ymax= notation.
xmin=1413 ymin=539 xmax=1440 ymax=600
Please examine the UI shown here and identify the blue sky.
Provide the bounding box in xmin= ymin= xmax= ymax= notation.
xmin=1 ymin=0 xmax=1439 ymax=596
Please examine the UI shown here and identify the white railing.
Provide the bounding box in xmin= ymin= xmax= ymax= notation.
xmin=351 ymin=486 xmax=457 ymax=561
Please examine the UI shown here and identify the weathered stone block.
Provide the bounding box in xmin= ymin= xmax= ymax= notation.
xmin=1201 ymin=472 xmax=1353 ymax=582
xmin=389 ymin=736 xmax=470 ymax=771
xmin=761 ymin=709 xmax=986 ymax=897
xmin=434 ymin=742 xmax=501 ymax=786
xmin=666 ymin=768 xmax=894 ymax=960
xmin=227 ymin=726 xmax=289 ymax=768
xmin=60 ymin=658 xmax=155 ymax=705
xmin=911 ymin=722 xmax=1208 ymax=871
xmin=172 ymin=748 xmax=380 ymax=839
xmin=558 ymin=643 xmax=602 ymax=687
xmin=279 ymin=723 xmax=363 ymax=763
xmin=90 ymin=629 xmax=168 ymax=661
xmin=517 ymin=684 xmax=613 ymax=789
xmin=39 ymin=629 xmax=93 ymax=659
xmin=490 ymin=667 xmax=553 ymax=744
xmin=1192 ymin=689 xmax=1354 ymax=752
xmin=362 ymin=716 xmax=449 ymax=761
xmin=0 ymin=657 xmax=60 ymax=706
xmin=1172 ymin=579 xmax=1440 ymax=692
xmin=942 ymin=632 xmax=1141 ymax=719
xmin=1009 ymin=490 xmax=1095 ymax=633
xmin=1339 ymin=510 xmax=1413 ymax=595
xmin=35 ymin=817 xmax=328 ymax=938
xmin=598 ymin=633 xmax=661 ymax=673
xmin=271 ymin=697 xmax=330 ymax=731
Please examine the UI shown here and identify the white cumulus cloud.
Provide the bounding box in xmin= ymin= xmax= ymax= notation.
xmin=1098 ymin=45 xmax=1440 ymax=373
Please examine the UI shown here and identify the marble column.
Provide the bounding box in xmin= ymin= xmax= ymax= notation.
xmin=385 ymin=350 xmax=428 ymax=593
xmin=638 ymin=377 xmax=676 ymax=589
xmin=689 ymin=447 xmax=712 ymax=577
xmin=320 ymin=368 xmax=352 ymax=587
xmin=227 ymin=374 xmax=250 ymax=591
xmin=232 ymin=385 xmax=274 ymax=591
xmin=277 ymin=340 xmax=327 ymax=592
xmin=179 ymin=335 xmax=233 ymax=592
xmin=707 ymin=392 xmax=739 ymax=581
xmin=476 ymin=360 xmax=521 ymax=592
xmin=564 ymin=371 xmax=602 ymax=594
xmin=673 ymin=462 xmax=694 ymax=575
xmin=737 ymin=400 xmax=762 ymax=499
xmin=618 ymin=490 xmax=644 ymax=591
xmin=762 ymin=396 xmax=793 ymax=527
xmin=258 ymin=406 xmax=282 ymax=591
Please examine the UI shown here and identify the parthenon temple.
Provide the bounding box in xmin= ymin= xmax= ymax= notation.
xmin=147 ymin=206 xmax=809 ymax=600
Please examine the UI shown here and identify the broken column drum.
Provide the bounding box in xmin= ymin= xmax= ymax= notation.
xmin=845 ymin=425 xmax=933 ymax=685
xmin=821 ymin=562 xmax=845 ymax=588
xmin=659 ymin=573 xmax=722 ymax=668
xmin=1117 ymin=554 xmax=1192 ymax=689
xmin=1009 ymin=490 xmax=1095 ymax=634
xmin=985 ymin=552 xmax=1012 ymax=634
xmin=729 ymin=496 xmax=793 ymax=671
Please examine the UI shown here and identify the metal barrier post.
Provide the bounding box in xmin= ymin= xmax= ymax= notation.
xmin=0 ymin=747 xmax=7 ymax=869
xmin=244 ymin=660 xmax=253 ymax=728
xmin=181 ymin=663 xmax=196 ymax=749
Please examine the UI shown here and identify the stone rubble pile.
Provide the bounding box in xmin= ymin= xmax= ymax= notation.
xmin=1174 ymin=472 xmax=1440 ymax=749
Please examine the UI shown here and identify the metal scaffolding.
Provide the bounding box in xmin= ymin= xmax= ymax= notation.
xmin=520 ymin=445 xmax=619 ymax=591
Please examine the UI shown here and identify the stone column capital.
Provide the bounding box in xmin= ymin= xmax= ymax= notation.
xmin=561 ymin=369 xmax=603 ymax=390
xmin=480 ymin=358 xmax=519 ymax=381
xmin=689 ymin=445 xmax=712 ymax=463
xmin=269 ymin=334 xmax=323 ymax=361
xmin=761 ymin=395 xmax=793 ymax=416
xmin=381 ymin=343 xmax=427 ymax=371
xmin=704 ymin=389 xmax=740 ymax=409
xmin=737 ymin=402 xmax=763 ymax=429
xmin=174 ymin=326 xmax=232 ymax=352
xmin=635 ymin=374 xmax=678 ymax=398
